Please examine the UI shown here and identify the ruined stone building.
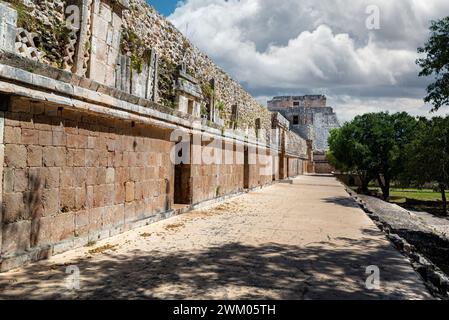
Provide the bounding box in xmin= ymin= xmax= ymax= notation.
xmin=0 ymin=0 xmax=315 ymax=271
xmin=268 ymin=95 xmax=340 ymax=173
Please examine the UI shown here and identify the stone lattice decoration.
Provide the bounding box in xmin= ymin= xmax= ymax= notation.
xmin=14 ymin=27 xmax=42 ymax=61
xmin=8 ymin=0 xmax=73 ymax=68
xmin=76 ymin=0 xmax=93 ymax=76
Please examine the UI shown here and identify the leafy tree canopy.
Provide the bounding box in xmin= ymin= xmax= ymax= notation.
xmin=328 ymin=112 xmax=417 ymax=199
xmin=417 ymin=17 xmax=449 ymax=111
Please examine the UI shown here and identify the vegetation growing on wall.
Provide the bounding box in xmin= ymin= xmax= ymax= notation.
xmin=6 ymin=0 xmax=73 ymax=69
xmin=120 ymin=28 xmax=151 ymax=73
xmin=216 ymin=100 xmax=225 ymax=118
xmin=158 ymin=56 xmax=178 ymax=108
xmin=201 ymin=82 xmax=215 ymax=100
xmin=5 ymin=0 xmax=71 ymax=68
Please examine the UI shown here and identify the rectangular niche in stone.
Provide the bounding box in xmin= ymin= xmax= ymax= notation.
xmin=0 ymin=2 xmax=17 ymax=52
xmin=175 ymin=63 xmax=203 ymax=118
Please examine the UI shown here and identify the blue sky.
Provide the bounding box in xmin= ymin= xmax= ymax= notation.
xmin=147 ymin=0 xmax=178 ymax=16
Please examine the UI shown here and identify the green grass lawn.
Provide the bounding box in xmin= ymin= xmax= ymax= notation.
xmin=350 ymin=186 xmax=446 ymax=202
xmin=368 ymin=187 xmax=445 ymax=203
xmin=349 ymin=186 xmax=448 ymax=216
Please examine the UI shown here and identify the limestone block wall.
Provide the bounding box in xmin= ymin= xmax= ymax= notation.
xmin=191 ymin=139 xmax=245 ymax=205
xmin=268 ymin=95 xmax=327 ymax=109
xmin=313 ymin=152 xmax=334 ymax=174
xmin=287 ymin=157 xmax=302 ymax=178
xmin=0 ymin=1 xmax=16 ymax=53
xmin=89 ymin=0 xmax=123 ymax=86
xmin=269 ymin=105 xmax=339 ymax=152
xmin=4 ymin=0 xmax=273 ymax=136
xmin=1 ymin=96 xmax=174 ymax=270
xmin=0 ymin=0 xmax=312 ymax=271
xmin=123 ymin=0 xmax=273 ymax=134
xmin=279 ymin=156 xmax=288 ymax=180
xmin=313 ymin=112 xmax=340 ymax=152
xmin=246 ymin=147 xmax=273 ymax=189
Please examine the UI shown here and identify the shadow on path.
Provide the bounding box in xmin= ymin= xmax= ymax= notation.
xmin=0 ymin=237 xmax=430 ymax=300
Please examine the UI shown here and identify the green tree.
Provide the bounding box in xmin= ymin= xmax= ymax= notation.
xmin=417 ymin=17 xmax=449 ymax=111
xmin=328 ymin=126 xmax=374 ymax=193
xmin=404 ymin=117 xmax=449 ymax=214
xmin=328 ymin=112 xmax=418 ymax=200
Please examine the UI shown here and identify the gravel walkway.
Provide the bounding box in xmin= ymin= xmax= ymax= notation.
xmin=0 ymin=175 xmax=432 ymax=300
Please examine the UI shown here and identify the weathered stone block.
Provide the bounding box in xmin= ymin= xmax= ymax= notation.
xmin=2 ymin=167 xmax=13 ymax=193
xmin=52 ymin=131 xmax=65 ymax=146
xmin=75 ymin=210 xmax=89 ymax=237
xmin=4 ymin=125 xmax=21 ymax=143
xmin=124 ymin=202 xmax=136 ymax=223
xmin=60 ymin=188 xmax=75 ymax=211
xmin=114 ymin=182 xmax=125 ymax=204
xmin=75 ymin=187 xmax=86 ymax=210
xmin=0 ymin=2 xmax=17 ymax=53
xmin=33 ymin=216 xmax=53 ymax=246
xmin=42 ymin=188 xmax=59 ymax=216
xmin=89 ymin=207 xmax=103 ymax=231
xmin=26 ymin=145 xmax=42 ymax=167
xmin=102 ymin=204 xmax=123 ymax=228
xmin=73 ymin=149 xmax=85 ymax=167
xmin=125 ymin=181 xmax=134 ymax=202
xmin=11 ymin=98 xmax=31 ymax=113
xmin=44 ymin=167 xmax=60 ymax=188
xmin=22 ymin=129 xmax=39 ymax=145
xmin=105 ymin=167 xmax=115 ymax=184
xmin=86 ymin=185 xmax=94 ymax=208
xmin=73 ymin=167 xmax=87 ymax=187
xmin=2 ymin=221 xmax=31 ymax=256
xmin=93 ymin=185 xmax=106 ymax=207
xmin=52 ymin=212 xmax=75 ymax=242
xmin=43 ymin=147 xmax=66 ymax=167
xmin=104 ymin=184 xmax=115 ymax=206
xmin=38 ymin=130 xmax=52 ymax=146
xmin=4 ymin=144 xmax=27 ymax=168
xmin=13 ymin=169 xmax=28 ymax=192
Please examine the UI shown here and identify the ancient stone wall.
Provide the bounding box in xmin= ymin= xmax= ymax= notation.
xmin=287 ymin=157 xmax=302 ymax=178
xmin=313 ymin=152 xmax=334 ymax=174
xmin=190 ymin=139 xmax=245 ymax=205
xmin=268 ymin=95 xmax=327 ymax=109
xmin=4 ymin=0 xmax=273 ymax=137
xmin=1 ymin=96 xmax=175 ymax=270
xmin=286 ymin=130 xmax=308 ymax=159
xmin=312 ymin=111 xmax=340 ymax=153
xmin=269 ymin=103 xmax=340 ymax=152
xmin=113 ymin=0 xmax=273 ymax=135
xmin=0 ymin=0 xmax=310 ymax=271
xmin=246 ymin=147 xmax=274 ymax=189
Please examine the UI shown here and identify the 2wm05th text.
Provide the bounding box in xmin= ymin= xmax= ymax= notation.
xmin=173 ymin=304 xmax=277 ymax=317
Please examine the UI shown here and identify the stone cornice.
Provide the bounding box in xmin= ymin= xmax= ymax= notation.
xmin=0 ymin=52 xmax=303 ymax=155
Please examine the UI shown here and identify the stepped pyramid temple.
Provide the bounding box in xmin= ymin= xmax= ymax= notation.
xmin=268 ymin=95 xmax=340 ymax=173
xmin=0 ymin=0 xmax=338 ymax=270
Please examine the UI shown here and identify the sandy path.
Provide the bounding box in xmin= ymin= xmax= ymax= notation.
xmin=0 ymin=175 xmax=432 ymax=299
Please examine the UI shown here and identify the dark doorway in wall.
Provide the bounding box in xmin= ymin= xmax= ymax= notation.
xmin=293 ymin=115 xmax=299 ymax=125
xmin=187 ymin=99 xmax=194 ymax=115
xmin=279 ymin=154 xmax=285 ymax=179
xmin=174 ymin=141 xmax=192 ymax=205
xmin=244 ymin=146 xmax=250 ymax=189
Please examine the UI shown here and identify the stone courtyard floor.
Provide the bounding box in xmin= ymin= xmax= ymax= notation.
xmin=0 ymin=175 xmax=433 ymax=299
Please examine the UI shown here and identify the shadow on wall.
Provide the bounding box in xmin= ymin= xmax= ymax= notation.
xmin=0 ymin=237 xmax=428 ymax=300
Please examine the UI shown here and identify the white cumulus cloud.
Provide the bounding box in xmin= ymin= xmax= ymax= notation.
xmin=169 ymin=0 xmax=449 ymax=121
